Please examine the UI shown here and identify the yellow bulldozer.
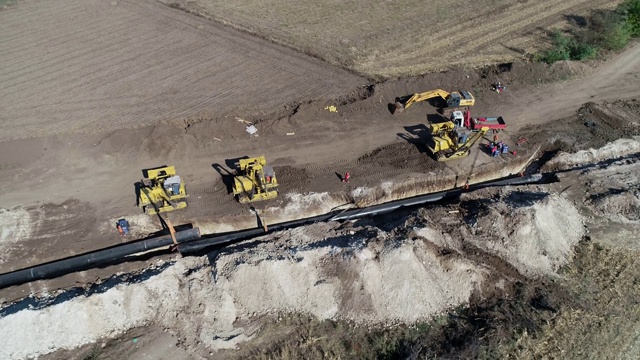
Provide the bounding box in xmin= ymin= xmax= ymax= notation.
xmin=394 ymin=89 xmax=475 ymax=114
xmin=137 ymin=166 xmax=188 ymax=214
xmin=427 ymin=122 xmax=489 ymax=161
xmin=232 ymin=156 xmax=278 ymax=203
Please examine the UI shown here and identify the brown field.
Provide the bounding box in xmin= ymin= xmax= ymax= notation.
xmin=0 ymin=0 xmax=364 ymax=142
xmin=172 ymin=0 xmax=619 ymax=78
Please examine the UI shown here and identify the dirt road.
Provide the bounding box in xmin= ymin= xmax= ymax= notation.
xmin=495 ymin=43 xmax=640 ymax=129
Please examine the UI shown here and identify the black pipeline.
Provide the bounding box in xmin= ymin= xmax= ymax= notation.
xmin=0 ymin=172 xmax=550 ymax=289
xmin=180 ymin=173 xmax=548 ymax=254
xmin=0 ymin=228 xmax=200 ymax=290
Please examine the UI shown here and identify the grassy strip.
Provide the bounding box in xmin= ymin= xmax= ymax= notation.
xmin=538 ymin=0 xmax=640 ymax=63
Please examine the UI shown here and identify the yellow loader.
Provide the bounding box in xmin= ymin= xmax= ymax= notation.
xmin=427 ymin=122 xmax=489 ymax=161
xmin=137 ymin=166 xmax=188 ymax=214
xmin=232 ymin=156 xmax=278 ymax=203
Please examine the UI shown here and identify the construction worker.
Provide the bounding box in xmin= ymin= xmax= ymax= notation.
xmin=491 ymin=145 xmax=499 ymax=157
xmin=342 ymin=172 xmax=351 ymax=183
xmin=493 ymin=133 xmax=499 ymax=143
xmin=116 ymin=218 xmax=129 ymax=236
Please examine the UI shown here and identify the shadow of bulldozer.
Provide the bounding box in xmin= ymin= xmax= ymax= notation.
xmin=211 ymin=156 xmax=250 ymax=194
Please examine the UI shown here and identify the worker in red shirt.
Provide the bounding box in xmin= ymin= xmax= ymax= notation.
xmin=342 ymin=172 xmax=351 ymax=183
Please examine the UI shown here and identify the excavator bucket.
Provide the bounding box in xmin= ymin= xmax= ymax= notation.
xmin=393 ymin=102 xmax=405 ymax=114
xmin=393 ymin=97 xmax=406 ymax=114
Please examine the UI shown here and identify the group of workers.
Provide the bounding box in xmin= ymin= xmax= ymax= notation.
xmin=490 ymin=140 xmax=510 ymax=157
xmin=492 ymin=82 xmax=506 ymax=93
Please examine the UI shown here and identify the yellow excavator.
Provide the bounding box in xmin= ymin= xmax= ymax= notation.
xmin=232 ymin=156 xmax=278 ymax=203
xmin=427 ymin=122 xmax=489 ymax=161
xmin=394 ymin=89 xmax=475 ymax=114
xmin=137 ymin=166 xmax=188 ymax=214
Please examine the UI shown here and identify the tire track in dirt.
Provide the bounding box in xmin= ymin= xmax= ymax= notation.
xmin=364 ymin=0 xmax=608 ymax=75
xmin=0 ymin=0 xmax=365 ymax=142
xmin=392 ymin=0 xmax=587 ymax=62
xmin=451 ymin=0 xmax=615 ymax=59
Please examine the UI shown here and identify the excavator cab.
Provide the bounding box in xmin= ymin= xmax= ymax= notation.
xmin=446 ymin=91 xmax=475 ymax=107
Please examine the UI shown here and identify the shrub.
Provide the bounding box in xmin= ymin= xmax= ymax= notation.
xmin=568 ymin=40 xmax=597 ymax=60
xmin=539 ymin=30 xmax=596 ymax=63
xmin=588 ymin=9 xmax=632 ymax=50
xmin=621 ymin=0 xmax=640 ymax=37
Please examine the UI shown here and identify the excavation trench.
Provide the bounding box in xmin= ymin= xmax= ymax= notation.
xmin=0 ymin=173 xmax=552 ymax=290
xmin=4 ymin=148 xmax=638 ymax=291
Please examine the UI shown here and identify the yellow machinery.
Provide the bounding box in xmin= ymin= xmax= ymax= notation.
xmin=138 ymin=166 xmax=188 ymax=214
xmin=232 ymin=156 xmax=278 ymax=203
xmin=427 ymin=122 xmax=489 ymax=161
xmin=394 ymin=89 xmax=475 ymax=113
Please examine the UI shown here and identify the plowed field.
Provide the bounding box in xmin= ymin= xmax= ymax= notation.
xmin=175 ymin=0 xmax=619 ymax=78
xmin=0 ymin=0 xmax=365 ymax=142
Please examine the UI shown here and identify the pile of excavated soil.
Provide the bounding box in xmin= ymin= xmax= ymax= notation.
xmin=0 ymin=186 xmax=583 ymax=359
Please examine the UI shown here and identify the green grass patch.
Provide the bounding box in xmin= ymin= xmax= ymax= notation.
xmin=539 ymin=0 xmax=640 ymax=63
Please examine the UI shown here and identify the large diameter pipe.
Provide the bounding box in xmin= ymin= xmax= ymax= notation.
xmin=181 ymin=174 xmax=546 ymax=253
xmin=0 ymin=228 xmax=200 ymax=290
xmin=178 ymin=213 xmax=336 ymax=254
xmin=330 ymin=174 xmax=544 ymax=221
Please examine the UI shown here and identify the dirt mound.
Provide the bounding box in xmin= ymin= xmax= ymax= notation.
xmin=0 ymin=187 xmax=584 ymax=358
xmin=461 ymin=189 xmax=584 ymax=276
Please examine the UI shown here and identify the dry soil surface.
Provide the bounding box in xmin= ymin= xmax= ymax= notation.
xmin=170 ymin=0 xmax=619 ymax=78
xmin=0 ymin=0 xmax=365 ymax=142
xmin=0 ymin=36 xmax=639 ymax=302
xmin=9 ymin=144 xmax=640 ymax=359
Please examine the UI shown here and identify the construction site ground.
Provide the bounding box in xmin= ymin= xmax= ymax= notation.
xmin=0 ymin=0 xmax=639 ymax=358
xmin=0 ymin=0 xmax=639 ymax=302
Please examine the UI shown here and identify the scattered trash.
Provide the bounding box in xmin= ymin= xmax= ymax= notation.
xmin=213 ymin=137 xmax=222 ymax=142
xmin=132 ymin=338 xmax=138 ymax=343
xmin=286 ymin=132 xmax=295 ymax=136
xmin=246 ymin=125 xmax=258 ymax=135
xmin=235 ymin=117 xmax=252 ymax=125
xmin=448 ymin=210 xmax=459 ymax=214
xmin=324 ymin=105 xmax=338 ymax=113
xmin=517 ymin=138 xmax=528 ymax=146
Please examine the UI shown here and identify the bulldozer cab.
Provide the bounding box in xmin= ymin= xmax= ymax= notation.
xmin=137 ymin=165 xmax=188 ymax=214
